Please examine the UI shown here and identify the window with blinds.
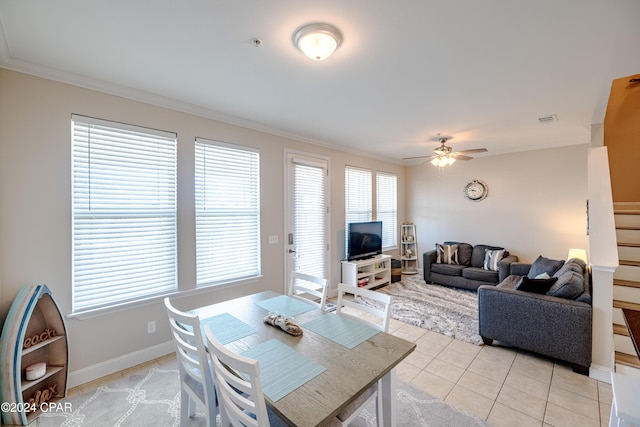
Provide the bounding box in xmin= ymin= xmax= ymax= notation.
xmin=345 ymin=166 xmax=372 ymax=252
xmin=71 ymin=115 xmax=177 ymax=313
xmin=195 ymin=138 xmax=260 ymax=286
xmin=376 ymin=172 xmax=398 ymax=250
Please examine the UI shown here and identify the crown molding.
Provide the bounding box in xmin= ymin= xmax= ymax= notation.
xmin=0 ymin=56 xmax=401 ymax=165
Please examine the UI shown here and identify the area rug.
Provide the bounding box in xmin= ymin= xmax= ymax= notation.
xmin=358 ymin=274 xmax=483 ymax=345
xmin=35 ymin=357 xmax=489 ymax=427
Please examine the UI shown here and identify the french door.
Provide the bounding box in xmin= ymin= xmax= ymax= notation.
xmin=285 ymin=151 xmax=330 ymax=286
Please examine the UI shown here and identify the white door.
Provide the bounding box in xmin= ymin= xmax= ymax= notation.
xmin=285 ymin=151 xmax=330 ymax=285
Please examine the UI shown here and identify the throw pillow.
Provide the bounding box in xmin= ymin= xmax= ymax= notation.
xmin=483 ymin=249 xmax=506 ymax=271
xmin=436 ymin=243 xmax=459 ymax=264
xmin=516 ymin=276 xmax=558 ymax=294
xmin=546 ymin=270 xmax=584 ymax=299
xmin=534 ymin=272 xmax=551 ymax=279
xmin=527 ymin=255 xmax=564 ymax=279
xmin=553 ymin=258 xmax=586 ymax=278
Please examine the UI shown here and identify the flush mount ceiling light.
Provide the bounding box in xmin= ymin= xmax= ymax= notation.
xmin=293 ymin=23 xmax=342 ymax=61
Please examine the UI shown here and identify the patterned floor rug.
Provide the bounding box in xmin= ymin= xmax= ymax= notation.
xmin=359 ymin=274 xmax=483 ymax=345
xmin=35 ymin=356 xmax=489 ymax=427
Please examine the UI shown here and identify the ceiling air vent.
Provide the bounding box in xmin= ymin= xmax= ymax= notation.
xmin=538 ymin=114 xmax=558 ymax=124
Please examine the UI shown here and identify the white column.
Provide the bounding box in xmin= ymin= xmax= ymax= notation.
xmin=587 ymin=145 xmax=619 ymax=382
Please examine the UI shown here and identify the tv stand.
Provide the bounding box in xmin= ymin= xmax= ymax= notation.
xmin=341 ymin=254 xmax=392 ymax=290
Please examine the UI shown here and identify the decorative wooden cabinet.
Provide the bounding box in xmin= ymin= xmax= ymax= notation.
xmin=0 ymin=285 xmax=69 ymax=425
xmin=401 ymin=223 xmax=418 ymax=274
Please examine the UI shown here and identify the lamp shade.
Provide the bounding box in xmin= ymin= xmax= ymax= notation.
xmin=294 ymin=23 xmax=342 ymax=61
xmin=567 ymin=248 xmax=588 ymax=263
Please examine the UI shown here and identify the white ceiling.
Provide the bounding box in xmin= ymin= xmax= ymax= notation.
xmin=1 ymin=1 xmax=639 ymax=162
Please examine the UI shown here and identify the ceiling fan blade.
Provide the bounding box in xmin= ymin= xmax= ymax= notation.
xmin=403 ymin=155 xmax=431 ymax=160
xmin=421 ymin=155 xmax=438 ymax=161
xmin=422 ymin=158 xmax=438 ymax=165
xmin=455 ymin=148 xmax=488 ymax=155
xmin=454 ymin=155 xmax=474 ymax=161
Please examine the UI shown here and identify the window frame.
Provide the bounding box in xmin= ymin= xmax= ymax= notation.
xmin=71 ymin=114 xmax=178 ymax=315
xmin=194 ymin=137 xmax=261 ymax=287
xmin=376 ymin=171 xmax=398 ymax=250
xmin=344 ymin=166 xmax=373 ymax=254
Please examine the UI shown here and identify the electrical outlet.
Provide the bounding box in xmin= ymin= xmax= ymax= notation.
xmin=147 ymin=320 xmax=156 ymax=334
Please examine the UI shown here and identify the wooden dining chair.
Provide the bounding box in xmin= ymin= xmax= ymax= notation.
xmin=288 ymin=271 xmax=329 ymax=311
xmin=164 ymin=297 xmax=218 ymax=427
xmin=335 ymin=283 xmax=393 ymax=426
xmin=204 ymin=324 xmax=273 ymax=427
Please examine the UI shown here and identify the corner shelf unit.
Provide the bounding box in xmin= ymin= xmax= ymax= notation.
xmin=1 ymin=285 xmax=69 ymax=425
xmin=401 ymin=223 xmax=418 ymax=274
xmin=341 ymin=254 xmax=392 ymax=290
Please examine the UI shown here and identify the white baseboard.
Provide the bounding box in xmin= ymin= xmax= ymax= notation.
xmin=67 ymin=341 xmax=174 ymax=388
xmin=615 ymin=363 xmax=640 ymax=379
xmin=589 ymin=363 xmax=613 ymax=383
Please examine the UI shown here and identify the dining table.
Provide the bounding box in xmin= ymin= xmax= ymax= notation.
xmin=191 ymin=290 xmax=416 ymax=427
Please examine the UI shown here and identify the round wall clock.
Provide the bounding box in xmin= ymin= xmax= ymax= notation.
xmin=464 ymin=180 xmax=488 ymax=201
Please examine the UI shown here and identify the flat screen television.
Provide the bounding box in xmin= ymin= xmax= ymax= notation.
xmin=347 ymin=221 xmax=383 ymax=261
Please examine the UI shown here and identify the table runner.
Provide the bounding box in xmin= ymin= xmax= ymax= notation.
xmin=254 ymin=295 xmax=316 ymax=317
xmin=200 ymin=313 xmax=257 ymax=345
xmin=302 ymin=314 xmax=380 ymax=349
xmin=242 ymin=338 xmax=326 ymax=401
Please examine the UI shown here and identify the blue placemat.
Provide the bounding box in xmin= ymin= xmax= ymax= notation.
xmin=200 ymin=313 xmax=257 ymax=345
xmin=254 ymin=295 xmax=316 ymax=317
xmin=242 ymin=339 xmax=326 ymax=401
xmin=301 ymin=314 xmax=380 ymax=349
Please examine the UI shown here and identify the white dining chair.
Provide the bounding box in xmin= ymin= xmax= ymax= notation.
xmin=336 ymin=283 xmax=392 ymax=333
xmin=334 ymin=283 xmax=392 ymax=426
xmin=204 ymin=325 xmax=273 ymax=427
xmin=288 ymin=271 xmax=329 ymax=311
xmin=164 ymin=297 xmax=218 ymax=427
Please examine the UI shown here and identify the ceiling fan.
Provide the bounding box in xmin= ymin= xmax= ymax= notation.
xmin=403 ymin=136 xmax=488 ymax=166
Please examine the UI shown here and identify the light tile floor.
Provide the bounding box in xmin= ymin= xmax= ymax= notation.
xmin=64 ymin=312 xmax=613 ymax=427
xmin=387 ymin=318 xmax=612 ymax=427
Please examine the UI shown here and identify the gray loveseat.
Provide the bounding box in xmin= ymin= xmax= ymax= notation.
xmin=478 ymin=257 xmax=592 ymax=375
xmin=423 ymin=242 xmax=518 ymax=291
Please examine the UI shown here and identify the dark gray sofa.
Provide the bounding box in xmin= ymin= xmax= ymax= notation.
xmin=423 ymin=242 xmax=518 ymax=291
xmin=478 ymin=258 xmax=592 ymax=375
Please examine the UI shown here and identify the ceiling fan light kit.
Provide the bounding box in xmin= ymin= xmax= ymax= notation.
xmin=430 ymin=155 xmax=456 ymax=167
xmin=293 ymin=23 xmax=342 ymax=61
xmin=404 ymin=135 xmax=487 ymax=168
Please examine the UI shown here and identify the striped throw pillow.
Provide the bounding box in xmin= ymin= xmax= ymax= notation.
xmin=483 ymin=249 xmax=506 ymax=271
xmin=436 ymin=243 xmax=459 ymax=264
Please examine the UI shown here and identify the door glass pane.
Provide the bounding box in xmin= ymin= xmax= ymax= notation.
xmin=292 ymin=161 xmax=327 ymax=278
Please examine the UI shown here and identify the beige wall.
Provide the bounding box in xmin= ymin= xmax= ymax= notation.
xmin=0 ymin=69 xmax=405 ymax=376
xmin=0 ymin=67 xmax=590 ymax=382
xmin=407 ymin=145 xmax=589 ymax=264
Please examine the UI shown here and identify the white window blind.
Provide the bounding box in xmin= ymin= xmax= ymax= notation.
xmin=292 ymin=158 xmax=327 ymax=279
xmin=345 ymin=166 xmax=372 ymax=252
xmin=376 ymin=172 xmax=398 ymax=250
xmin=195 ymin=138 xmax=260 ymax=286
xmin=72 ymin=115 xmax=177 ymax=313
